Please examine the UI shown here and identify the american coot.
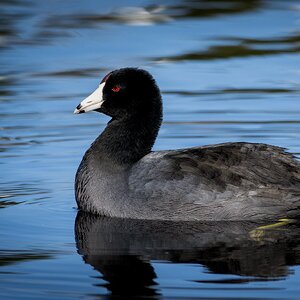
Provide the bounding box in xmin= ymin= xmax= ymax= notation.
xmin=74 ymin=68 xmax=300 ymax=221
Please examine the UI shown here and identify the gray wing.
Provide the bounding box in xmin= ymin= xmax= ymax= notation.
xmin=128 ymin=142 xmax=300 ymax=220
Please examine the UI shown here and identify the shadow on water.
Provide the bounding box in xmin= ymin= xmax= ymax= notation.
xmin=75 ymin=212 xmax=300 ymax=298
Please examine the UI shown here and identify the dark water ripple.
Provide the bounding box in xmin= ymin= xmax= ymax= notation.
xmin=155 ymin=33 xmax=300 ymax=63
xmin=164 ymin=87 xmax=300 ymax=96
xmin=0 ymin=250 xmax=55 ymax=268
xmin=0 ymin=182 xmax=50 ymax=208
xmin=35 ymin=67 xmax=107 ymax=78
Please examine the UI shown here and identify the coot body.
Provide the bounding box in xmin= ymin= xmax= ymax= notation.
xmin=74 ymin=68 xmax=300 ymax=221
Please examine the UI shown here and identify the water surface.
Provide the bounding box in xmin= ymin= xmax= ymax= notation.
xmin=1 ymin=0 xmax=300 ymax=299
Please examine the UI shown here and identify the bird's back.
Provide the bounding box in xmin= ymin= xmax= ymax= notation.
xmin=129 ymin=142 xmax=300 ymax=220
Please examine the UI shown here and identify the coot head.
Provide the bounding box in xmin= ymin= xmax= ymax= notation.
xmin=74 ymin=68 xmax=162 ymax=120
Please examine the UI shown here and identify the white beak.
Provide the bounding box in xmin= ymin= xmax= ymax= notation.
xmin=74 ymin=82 xmax=105 ymax=114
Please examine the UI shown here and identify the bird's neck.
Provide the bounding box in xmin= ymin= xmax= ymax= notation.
xmin=90 ymin=109 xmax=162 ymax=166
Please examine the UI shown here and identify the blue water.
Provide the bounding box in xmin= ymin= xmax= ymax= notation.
xmin=1 ymin=0 xmax=300 ymax=299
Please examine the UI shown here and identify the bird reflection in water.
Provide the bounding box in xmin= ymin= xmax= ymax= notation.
xmin=75 ymin=212 xmax=300 ymax=298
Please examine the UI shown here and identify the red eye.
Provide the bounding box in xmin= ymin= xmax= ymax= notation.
xmin=112 ymin=85 xmax=121 ymax=93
